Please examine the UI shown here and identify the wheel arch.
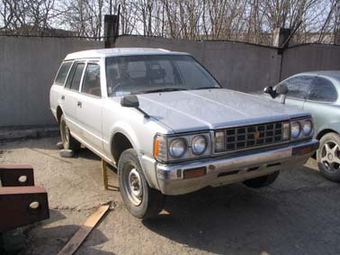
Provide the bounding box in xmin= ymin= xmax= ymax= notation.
xmin=316 ymin=128 xmax=338 ymax=141
xmin=110 ymin=132 xmax=134 ymax=165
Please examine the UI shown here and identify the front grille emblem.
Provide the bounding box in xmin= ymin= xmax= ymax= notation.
xmin=254 ymin=129 xmax=260 ymax=139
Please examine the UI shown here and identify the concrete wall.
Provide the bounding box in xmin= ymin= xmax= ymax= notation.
xmin=0 ymin=37 xmax=103 ymax=128
xmin=281 ymin=44 xmax=340 ymax=80
xmin=1 ymin=35 xmax=340 ymax=129
xmin=115 ymin=36 xmax=281 ymax=92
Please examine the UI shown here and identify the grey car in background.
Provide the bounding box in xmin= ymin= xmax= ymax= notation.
xmin=264 ymin=71 xmax=340 ymax=182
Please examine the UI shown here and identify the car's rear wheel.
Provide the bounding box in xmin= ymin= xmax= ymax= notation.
xmin=243 ymin=171 xmax=280 ymax=188
xmin=60 ymin=114 xmax=81 ymax=151
xmin=118 ymin=149 xmax=164 ymax=219
xmin=317 ymin=132 xmax=340 ymax=182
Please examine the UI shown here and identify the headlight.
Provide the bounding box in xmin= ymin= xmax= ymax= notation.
xmin=302 ymin=119 xmax=313 ymax=136
xmin=192 ymin=135 xmax=207 ymax=155
xmin=169 ymin=138 xmax=187 ymax=158
xmin=291 ymin=121 xmax=301 ymax=138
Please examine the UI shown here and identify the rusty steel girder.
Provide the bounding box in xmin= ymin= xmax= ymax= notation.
xmin=0 ymin=165 xmax=35 ymax=186
xmin=0 ymin=165 xmax=49 ymax=233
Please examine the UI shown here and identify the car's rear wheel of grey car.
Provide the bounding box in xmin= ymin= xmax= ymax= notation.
xmin=243 ymin=171 xmax=280 ymax=188
xmin=118 ymin=149 xmax=165 ymax=219
xmin=317 ymin=132 xmax=340 ymax=182
xmin=60 ymin=114 xmax=81 ymax=151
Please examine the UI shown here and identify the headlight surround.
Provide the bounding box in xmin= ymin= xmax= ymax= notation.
xmin=169 ymin=138 xmax=187 ymax=158
xmin=291 ymin=121 xmax=301 ymax=139
xmin=154 ymin=132 xmax=211 ymax=163
xmin=192 ymin=135 xmax=207 ymax=155
xmin=290 ymin=117 xmax=314 ymax=140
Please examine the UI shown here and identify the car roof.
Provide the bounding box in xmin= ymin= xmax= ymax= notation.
xmin=291 ymin=70 xmax=340 ymax=80
xmin=64 ymin=48 xmax=190 ymax=60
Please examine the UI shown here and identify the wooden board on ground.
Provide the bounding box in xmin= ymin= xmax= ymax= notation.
xmin=57 ymin=204 xmax=110 ymax=255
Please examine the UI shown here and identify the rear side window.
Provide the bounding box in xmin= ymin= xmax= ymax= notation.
xmin=308 ymin=77 xmax=338 ymax=102
xmin=65 ymin=63 xmax=85 ymax=91
xmin=55 ymin=62 xmax=73 ymax=85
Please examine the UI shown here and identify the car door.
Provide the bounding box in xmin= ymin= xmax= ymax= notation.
xmin=280 ymin=75 xmax=315 ymax=110
xmin=61 ymin=62 xmax=85 ymax=135
xmin=76 ymin=62 xmax=104 ymax=153
xmin=304 ymin=76 xmax=338 ymax=134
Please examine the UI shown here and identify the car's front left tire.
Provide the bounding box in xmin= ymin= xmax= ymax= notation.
xmin=118 ymin=149 xmax=165 ymax=219
xmin=59 ymin=114 xmax=81 ymax=151
xmin=317 ymin=132 xmax=340 ymax=182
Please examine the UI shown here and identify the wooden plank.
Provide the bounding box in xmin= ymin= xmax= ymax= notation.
xmin=101 ymin=160 xmax=108 ymax=190
xmin=57 ymin=204 xmax=110 ymax=255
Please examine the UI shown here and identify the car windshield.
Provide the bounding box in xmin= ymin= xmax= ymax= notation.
xmin=106 ymin=55 xmax=221 ymax=96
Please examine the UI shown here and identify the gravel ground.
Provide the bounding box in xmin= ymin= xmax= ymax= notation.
xmin=1 ymin=137 xmax=340 ymax=255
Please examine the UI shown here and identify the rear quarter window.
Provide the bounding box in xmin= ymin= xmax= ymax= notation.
xmin=54 ymin=62 xmax=73 ymax=86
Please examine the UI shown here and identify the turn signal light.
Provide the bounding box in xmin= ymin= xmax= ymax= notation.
xmin=183 ymin=167 xmax=206 ymax=179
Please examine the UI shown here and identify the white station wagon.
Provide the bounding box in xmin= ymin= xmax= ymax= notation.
xmin=50 ymin=48 xmax=319 ymax=219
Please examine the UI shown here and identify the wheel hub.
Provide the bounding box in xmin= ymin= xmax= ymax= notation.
xmin=328 ymin=153 xmax=333 ymax=161
xmin=128 ymin=168 xmax=143 ymax=205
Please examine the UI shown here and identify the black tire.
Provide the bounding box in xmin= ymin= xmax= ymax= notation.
xmin=118 ymin=149 xmax=164 ymax=219
xmin=317 ymin=132 xmax=340 ymax=182
xmin=59 ymin=114 xmax=81 ymax=151
xmin=243 ymin=171 xmax=280 ymax=188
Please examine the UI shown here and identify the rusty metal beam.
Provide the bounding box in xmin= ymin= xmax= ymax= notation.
xmin=0 ymin=186 xmax=49 ymax=232
xmin=0 ymin=165 xmax=34 ymax=186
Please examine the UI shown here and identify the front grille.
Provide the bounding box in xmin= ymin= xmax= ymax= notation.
xmin=215 ymin=122 xmax=285 ymax=153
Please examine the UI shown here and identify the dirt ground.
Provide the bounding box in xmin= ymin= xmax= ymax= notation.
xmin=1 ymin=136 xmax=340 ymax=255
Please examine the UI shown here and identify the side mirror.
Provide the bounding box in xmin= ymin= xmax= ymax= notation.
xmin=121 ymin=95 xmax=139 ymax=108
xmin=120 ymin=95 xmax=150 ymax=118
xmin=264 ymin=86 xmax=276 ymax=99
xmin=263 ymin=84 xmax=288 ymax=104
xmin=276 ymin=84 xmax=288 ymax=95
xmin=276 ymin=84 xmax=288 ymax=104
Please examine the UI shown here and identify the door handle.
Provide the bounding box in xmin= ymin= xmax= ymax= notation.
xmin=77 ymin=101 xmax=82 ymax=108
xmin=61 ymin=95 xmax=65 ymax=100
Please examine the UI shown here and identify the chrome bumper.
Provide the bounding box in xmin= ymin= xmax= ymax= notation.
xmin=155 ymin=139 xmax=319 ymax=195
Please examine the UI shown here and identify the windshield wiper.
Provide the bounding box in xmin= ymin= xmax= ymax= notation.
xmin=141 ymin=87 xmax=188 ymax=94
xmin=193 ymin=86 xmax=221 ymax=90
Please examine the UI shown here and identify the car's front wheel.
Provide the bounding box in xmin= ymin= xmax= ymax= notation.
xmin=59 ymin=114 xmax=81 ymax=151
xmin=317 ymin=132 xmax=340 ymax=182
xmin=243 ymin=171 xmax=280 ymax=188
xmin=118 ymin=149 xmax=165 ymax=219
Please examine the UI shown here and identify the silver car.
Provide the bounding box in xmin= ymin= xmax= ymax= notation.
xmin=49 ymin=48 xmax=318 ymax=219
xmin=264 ymin=71 xmax=340 ymax=182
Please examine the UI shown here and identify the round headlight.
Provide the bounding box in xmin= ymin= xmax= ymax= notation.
xmin=192 ymin=135 xmax=207 ymax=155
xmin=169 ymin=139 xmax=186 ymax=158
xmin=291 ymin=121 xmax=301 ymax=138
xmin=302 ymin=119 xmax=313 ymax=136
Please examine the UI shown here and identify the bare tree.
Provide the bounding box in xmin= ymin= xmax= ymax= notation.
xmin=60 ymin=0 xmax=104 ymax=39
xmin=1 ymin=0 xmax=337 ymax=45
xmin=0 ymin=0 xmax=57 ymax=35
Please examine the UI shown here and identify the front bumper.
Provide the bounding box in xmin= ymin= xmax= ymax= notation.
xmin=155 ymin=139 xmax=319 ymax=195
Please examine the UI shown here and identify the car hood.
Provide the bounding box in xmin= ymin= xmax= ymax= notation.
xmin=138 ymin=89 xmax=309 ymax=133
